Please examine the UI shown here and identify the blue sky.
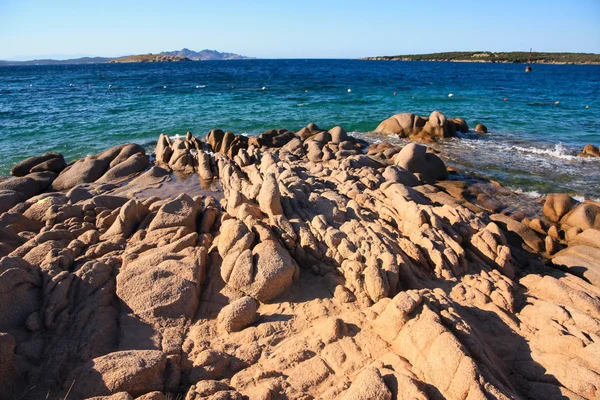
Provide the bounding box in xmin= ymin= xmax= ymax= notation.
xmin=1 ymin=0 xmax=599 ymax=59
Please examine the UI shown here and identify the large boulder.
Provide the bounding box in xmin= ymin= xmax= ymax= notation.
xmin=0 ymin=190 xmax=24 ymax=214
xmin=10 ymin=152 xmax=65 ymax=177
xmin=101 ymin=199 xmax=150 ymax=239
xmin=51 ymin=156 xmax=110 ymax=191
xmin=422 ymin=110 xmax=451 ymax=139
xmin=246 ymin=240 xmax=298 ymax=302
xmin=475 ymin=123 xmax=488 ymax=133
xmin=96 ymin=153 xmax=149 ymax=184
xmin=0 ymin=257 xmax=42 ymax=335
xmin=154 ymin=134 xmax=173 ymax=165
xmin=65 ymin=350 xmax=168 ymax=398
xmin=197 ymin=151 xmax=213 ymax=180
xmin=206 ymin=129 xmax=226 ymax=153
xmin=561 ymin=203 xmax=600 ymax=230
xmin=217 ymin=296 xmax=259 ymax=332
xmin=221 ymin=236 xmax=299 ymax=302
xmin=553 ymin=245 xmax=600 ymax=287
xmin=382 ymin=166 xmax=419 ymax=187
xmin=147 ymin=193 xmax=200 ymax=233
xmin=257 ymin=174 xmax=283 ymax=217
xmin=376 ymin=113 xmax=416 ymax=138
xmin=376 ymin=111 xmax=458 ymax=142
xmin=543 ymin=194 xmax=575 ymax=223
xmin=116 ymin=244 xmax=203 ymax=325
xmin=329 ymin=126 xmax=348 ymax=143
xmin=0 ymin=177 xmax=43 ymax=200
xmin=393 ymin=143 xmax=448 ymax=181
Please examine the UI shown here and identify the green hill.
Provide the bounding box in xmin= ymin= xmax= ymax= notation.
xmin=360 ymin=51 xmax=600 ymax=64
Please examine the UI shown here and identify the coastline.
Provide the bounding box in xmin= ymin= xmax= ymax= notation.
xmin=1 ymin=119 xmax=600 ymax=398
xmin=359 ymin=57 xmax=600 ymax=65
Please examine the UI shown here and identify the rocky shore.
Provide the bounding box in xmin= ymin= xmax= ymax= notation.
xmin=1 ymin=115 xmax=600 ymax=400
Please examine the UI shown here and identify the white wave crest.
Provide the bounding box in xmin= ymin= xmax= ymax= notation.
xmin=510 ymin=143 xmax=577 ymax=160
xmin=513 ymin=188 xmax=543 ymax=198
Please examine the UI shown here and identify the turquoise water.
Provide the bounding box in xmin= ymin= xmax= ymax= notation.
xmin=0 ymin=60 xmax=599 ymax=198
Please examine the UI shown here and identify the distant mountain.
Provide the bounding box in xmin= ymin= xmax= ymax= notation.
xmin=110 ymin=54 xmax=191 ymax=63
xmin=0 ymin=57 xmax=113 ymax=66
xmin=160 ymin=48 xmax=252 ymax=60
xmin=0 ymin=48 xmax=253 ymax=65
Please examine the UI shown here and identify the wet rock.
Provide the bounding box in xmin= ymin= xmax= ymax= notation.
xmin=476 ymin=193 xmax=503 ymax=213
xmin=578 ymin=144 xmax=600 ymax=157
xmin=10 ymin=152 xmax=65 ymax=177
xmin=376 ymin=111 xmax=460 ymax=142
xmin=475 ymin=123 xmax=488 ymax=133
xmin=376 ymin=113 xmax=416 ymax=138
xmin=449 ymin=117 xmax=469 ymax=134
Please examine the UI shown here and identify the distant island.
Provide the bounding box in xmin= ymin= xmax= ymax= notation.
xmin=359 ymin=51 xmax=600 ymax=65
xmin=161 ymin=48 xmax=251 ymax=61
xmin=109 ymin=54 xmax=191 ymax=63
xmin=0 ymin=48 xmax=252 ymax=65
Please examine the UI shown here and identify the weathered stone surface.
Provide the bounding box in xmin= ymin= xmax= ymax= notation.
xmin=10 ymin=152 xmax=65 ymax=177
xmin=491 ymin=213 xmax=545 ymax=252
xmin=66 ymin=350 xmax=167 ymax=398
xmin=52 ymin=156 xmax=109 ymax=190
xmin=561 ymin=203 xmax=600 ymax=230
xmin=342 ymin=367 xmax=392 ymax=400
xmin=147 ymin=194 xmax=200 ymax=233
xmin=376 ymin=111 xmax=460 ymax=142
xmin=393 ymin=143 xmax=448 ymax=181
xmin=217 ymin=296 xmax=258 ymax=332
xmin=543 ymin=193 xmax=575 ymax=223
xmin=553 ymin=245 xmax=600 ymax=287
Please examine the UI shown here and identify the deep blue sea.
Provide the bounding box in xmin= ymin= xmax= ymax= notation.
xmin=1 ymin=60 xmax=599 ymax=198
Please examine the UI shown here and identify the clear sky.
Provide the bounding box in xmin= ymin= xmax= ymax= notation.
xmin=1 ymin=0 xmax=599 ymax=60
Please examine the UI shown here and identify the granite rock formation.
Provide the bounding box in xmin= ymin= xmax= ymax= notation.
xmin=1 ymin=123 xmax=599 ymax=400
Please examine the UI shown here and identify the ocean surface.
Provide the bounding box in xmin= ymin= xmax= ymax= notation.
xmin=1 ymin=60 xmax=599 ymax=199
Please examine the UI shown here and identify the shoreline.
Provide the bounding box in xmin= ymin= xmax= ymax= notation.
xmin=359 ymin=57 xmax=600 ymax=65
xmin=1 ymin=119 xmax=600 ymax=398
